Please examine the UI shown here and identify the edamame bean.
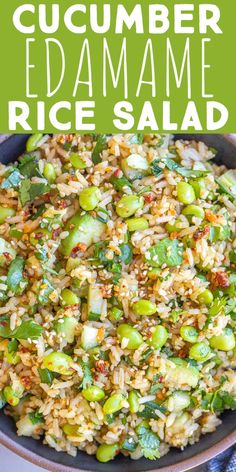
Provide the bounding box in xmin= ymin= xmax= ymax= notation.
xmin=82 ymin=386 xmax=105 ymax=402
xmin=109 ymin=307 xmax=123 ymax=322
xmin=189 ymin=342 xmax=211 ymax=362
xmin=127 ymin=217 xmax=149 ymax=232
xmin=177 ymin=182 xmax=195 ymax=205
xmin=198 ymin=289 xmax=213 ymax=306
xmin=116 ymin=195 xmax=144 ymax=218
xmin=3 ymin=386 xmax=20 ymax=406
xmin=5 ymin=350 xmax=20 ymax=365
xmin=26 ymin=134 xmax=43 ymax=152
xmin=61 ymin=288 xmax=79 ymax=306
xmin=148 ymin=325 xmax=168 ymax=349
xmin=0 ymin=206 xmax=16 ymax=224
xmin=128 ymin=391 xmax=140 ymax=413
xmin=96 ymin=443 xmax=119 ymax=463
xmin=43 ymin=163 xmax=56 ymax=183
xmin=117 ymin=324 xmax=143 ymax=349
xmin=42 ymin=352 xmax=73 ymax=375
xmin=180 ymin=326 xmax=198 ymax=344
xmin=132 ymin=300 xmax=157 ymax=316
xmin=182 ymin=205 xmax=205 ymax=219
xmin=79 ymin=186 xmax=101 ymax=211
xmin=70 ymin=154 xmax=87 ymax=169
xmin=165 ymin=218 xmax=183 ymax=233
xmin=209 ymin=328 xmax=235 ymax=351
xmin=103 ymin=393 xmax=125 ymax=415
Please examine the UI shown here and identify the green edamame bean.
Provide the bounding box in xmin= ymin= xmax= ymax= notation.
xmin=70 ymin=153 xmax=87 ymax=169
xmin=117 ymin=324 xmax=143 ymax=349
xmin=0 ymin=206 xmax=16 ymax=224
xmin=132 ymin=300 xmax=157 ymax=316
xmin=96 ymin=443 xmax=119 ymax=463
xmin=177 ymin=182 xmax=195 ymax=205
xmin=189 ymin=342 xmax=211 ymax=362
xmin=128 ymin=391 xmax=140 ymax=413
xmin=61 ymin=288 xmax=79 ymax=306
xmin=79 ymin=186 xmax=101 ymax=211
xmin=189 ymin=178 xmax=206 ymax=199
xmin=5 ymin=350 xmax=20 ymax=365
xmin=209 ymin=328 xmax=235 ymax=352
xmin=198 ymin=289 xmax=213 ymax=306
xmin=63 ymin=424 xmax=79 ymax=436
xmin=43 ymin=163 xmax=56 ymax=183
xmin=116 ymin=195 xmax=144 ymax=218
xmin=3 ymin=386 xmax=20 ymax=406
xmin=109 ymin=307 xmax=123 ymax=322
xmin=182 ymin=205 xmax=205 ymax=219
xmin=126 ymin=217 xmax=149 ymax=232
xmin=103 ymin=393 xmax=125 ymax=415
xmin=42 ymin=352 xmax=73 ymax=375
xmin=26 ymin=134 xmax=43 ymax=152
xmin=180 ymin=326 xmax=198 ymax=344
xmin=82 ymin=386 xmax=105 ymax=402
xmin=165 ymin=218 xmax=183 ymax=233
xmin=148 ymin=325 xmax=168 ymax=349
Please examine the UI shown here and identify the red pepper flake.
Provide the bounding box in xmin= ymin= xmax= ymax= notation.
xmin=95 ymin=360 xmax=109 ymax=374
xmin=20 ymin=376 xmax=31 ymax=389
xmin=71 ymin=243 xmax=87 ymax=257
xmin=144 ymin=193 xmax=155 ymax=204
xmin=3 ymin=252 xmax=12 ymax=261
xmin=113 ymin=169 xmax=121 ymax=178
xmin=52 ymin=228 xmax=62 ymax=240
xmin=210 ymin=271 xmax=230 ymax=289
xmin=193 ymin=226 xmax=210 ymax=240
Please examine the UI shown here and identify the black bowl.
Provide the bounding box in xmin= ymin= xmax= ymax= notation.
xmin=0 ymin=134 xmax=235 ymax=472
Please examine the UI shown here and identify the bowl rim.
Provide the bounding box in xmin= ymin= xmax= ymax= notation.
xmin=0 ymin=428 xmax=236 ymax=472
xmin=0 ymin=132 xmax=236 ymax=471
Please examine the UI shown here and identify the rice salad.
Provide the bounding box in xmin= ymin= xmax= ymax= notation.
xmin=0 ymin=133 xmax=235 ymax=463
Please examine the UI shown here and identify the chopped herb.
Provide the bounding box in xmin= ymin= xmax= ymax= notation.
xmin=19 ymin=179 xmax=50 ymax=206
xmin=137 ymin=424 xmax=160 ymax=460
xmin=229 ymin=249 xmax=236 ymax=263
xmin=110 ymin=175 xmax=132 ymax=191
xmin=96 ymin=207 xmax=110 ymax=223
xmin=80 ymin=361 xmax=93 ymax=389
xmin=138 ymin=401 xmax=166 ymax=420
xmin=208 ymin=298 xmax=227 ymax=317
xmin=7 ymin=256 xmax=28 ymax=295
xmin=0 ymin=319 xmax=42 ymax=340
xmin=38 ymin=368 xmax=55 ymax=385
xmin=121 ymin=437 xmax=137 ymax=452
xmin=150 ymin=160 xmax=163 ymax=176
xmin=145 ymin=238 xmax=183 ymax=268
xmin=119 ymin=243 xmax=133 ymax=264
xmin=1 ymin=168 xmax=22 ymax=189
xmin=29 ymin=411 xmax=44 ymax=425
xmin=92 ymin=135 xmax=107 ymax=164
xmin=129 ymin=134 xmax=144 ymax=145
xmin=7 ymin=339 xmax=18 ymax=353
xmin=38 ymin=276 xmax=55 ymax=305
xmin=88 ymin=312 xmax=101 ymax=321
xmin=18 ymin=154 xmax=41 ymax=178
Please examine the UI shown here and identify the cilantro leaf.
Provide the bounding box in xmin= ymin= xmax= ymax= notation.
xmin=38 ymin=368 xmax=55 ymax=385
xmin=129 ymin=134 xmax=144 ymax=145
xmin=7 ymin=256 xmax=28 ymax=295
xmin=92 ymin=135 xmax=107 ymax=164
xmin=29 ymin=411 xmax=44 ymax=425
xmin=121 ymin=437 xmax=137 ymax=452
xmin=138 ymin=427 xmax=160 ymax=460
xmin=0 ymin=319 xmax=42 ymax=340
xmin=229 ymin=249 xmax=236 ymax=263
xmin=18 ymin=155 xmax=41 ymax=178
xmin=80 ymin=361 xmax=93 ymax=389
xmin=138 ymin=401 xmax=166 ymax=420
xmin=110 ymin=175 xmax=132 ymax=191
xmin=19 ymin=179 xmax=50 ymax=206
xmin=151 ymin=160 xmax=163 ymax=176
xmin=38 ymin=276 xmax=55 ymax=305
xmin=1 ymin=168 xmax=22 ymax=189
xmin=145 ymin=238 xmax=183 ymax=268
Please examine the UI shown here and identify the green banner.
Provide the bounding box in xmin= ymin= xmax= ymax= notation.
xmin=0 ymin=0 xmax=235 ymax=133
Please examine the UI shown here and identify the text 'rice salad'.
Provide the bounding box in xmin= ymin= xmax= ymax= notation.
xmin=0 ymin=133 xmax=235 ymax=463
